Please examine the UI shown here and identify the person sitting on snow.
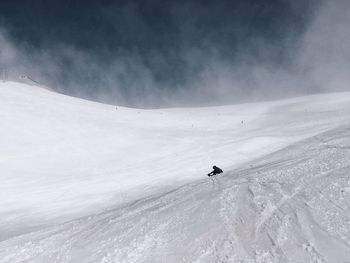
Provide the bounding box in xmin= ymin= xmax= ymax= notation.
xmin=208 ymin=165 xmax=223 ymax=176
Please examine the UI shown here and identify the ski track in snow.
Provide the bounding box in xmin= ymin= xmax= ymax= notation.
xmin=2 ymin=126 xmax=350 ymax=262
xmin=2 ymin=82 xmax=350 ymax=262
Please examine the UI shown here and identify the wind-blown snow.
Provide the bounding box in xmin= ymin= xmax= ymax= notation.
xmin=1 ymin=82 xmax=350 ymax=262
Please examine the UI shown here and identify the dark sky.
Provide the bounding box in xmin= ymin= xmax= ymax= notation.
xmin=0 ymin=0 xmax=321 ymax=107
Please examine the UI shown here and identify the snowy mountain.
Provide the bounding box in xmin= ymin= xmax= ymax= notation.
xmin=1 ymin=81 xmax=350 ymax=262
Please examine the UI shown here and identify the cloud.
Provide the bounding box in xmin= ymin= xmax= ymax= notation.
xmin=296 ymin=0 xmax=350 ymax=92
xmin=1 ymin=1 xmax=349 ymax=108
xmin=187 ymin=0 xmax=350 ymax=104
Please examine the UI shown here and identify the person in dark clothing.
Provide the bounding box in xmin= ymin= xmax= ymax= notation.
xmin=208 ymin=165 xmax=223 ymax=176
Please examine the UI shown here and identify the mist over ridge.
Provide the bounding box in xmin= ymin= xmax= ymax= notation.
xmin=0 ymin=0 xmax=349 ymax=108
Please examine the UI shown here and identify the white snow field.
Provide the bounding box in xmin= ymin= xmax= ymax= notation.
xmin=1 ymin=81 xmax=350 ymax=262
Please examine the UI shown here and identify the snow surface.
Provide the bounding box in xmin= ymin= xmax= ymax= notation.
xmin=1 ymin=81 xmax=350 ymax=262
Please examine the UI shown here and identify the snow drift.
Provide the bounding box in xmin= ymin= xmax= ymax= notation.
xmin=1 ymin=81 xmax=350 ymax=262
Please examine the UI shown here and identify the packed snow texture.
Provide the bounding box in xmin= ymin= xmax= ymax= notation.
xmin=1 ymin=81 xmax=350 ymax=262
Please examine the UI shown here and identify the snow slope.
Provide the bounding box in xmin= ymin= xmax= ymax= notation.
xmin=2 ymin=126 xmax=350 ymax=262
xmin=1 ymin=81 xmax=350 ymax=262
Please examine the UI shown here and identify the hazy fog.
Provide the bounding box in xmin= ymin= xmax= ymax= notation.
xmin=0 ymin=0 xmax=349 ymax=108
